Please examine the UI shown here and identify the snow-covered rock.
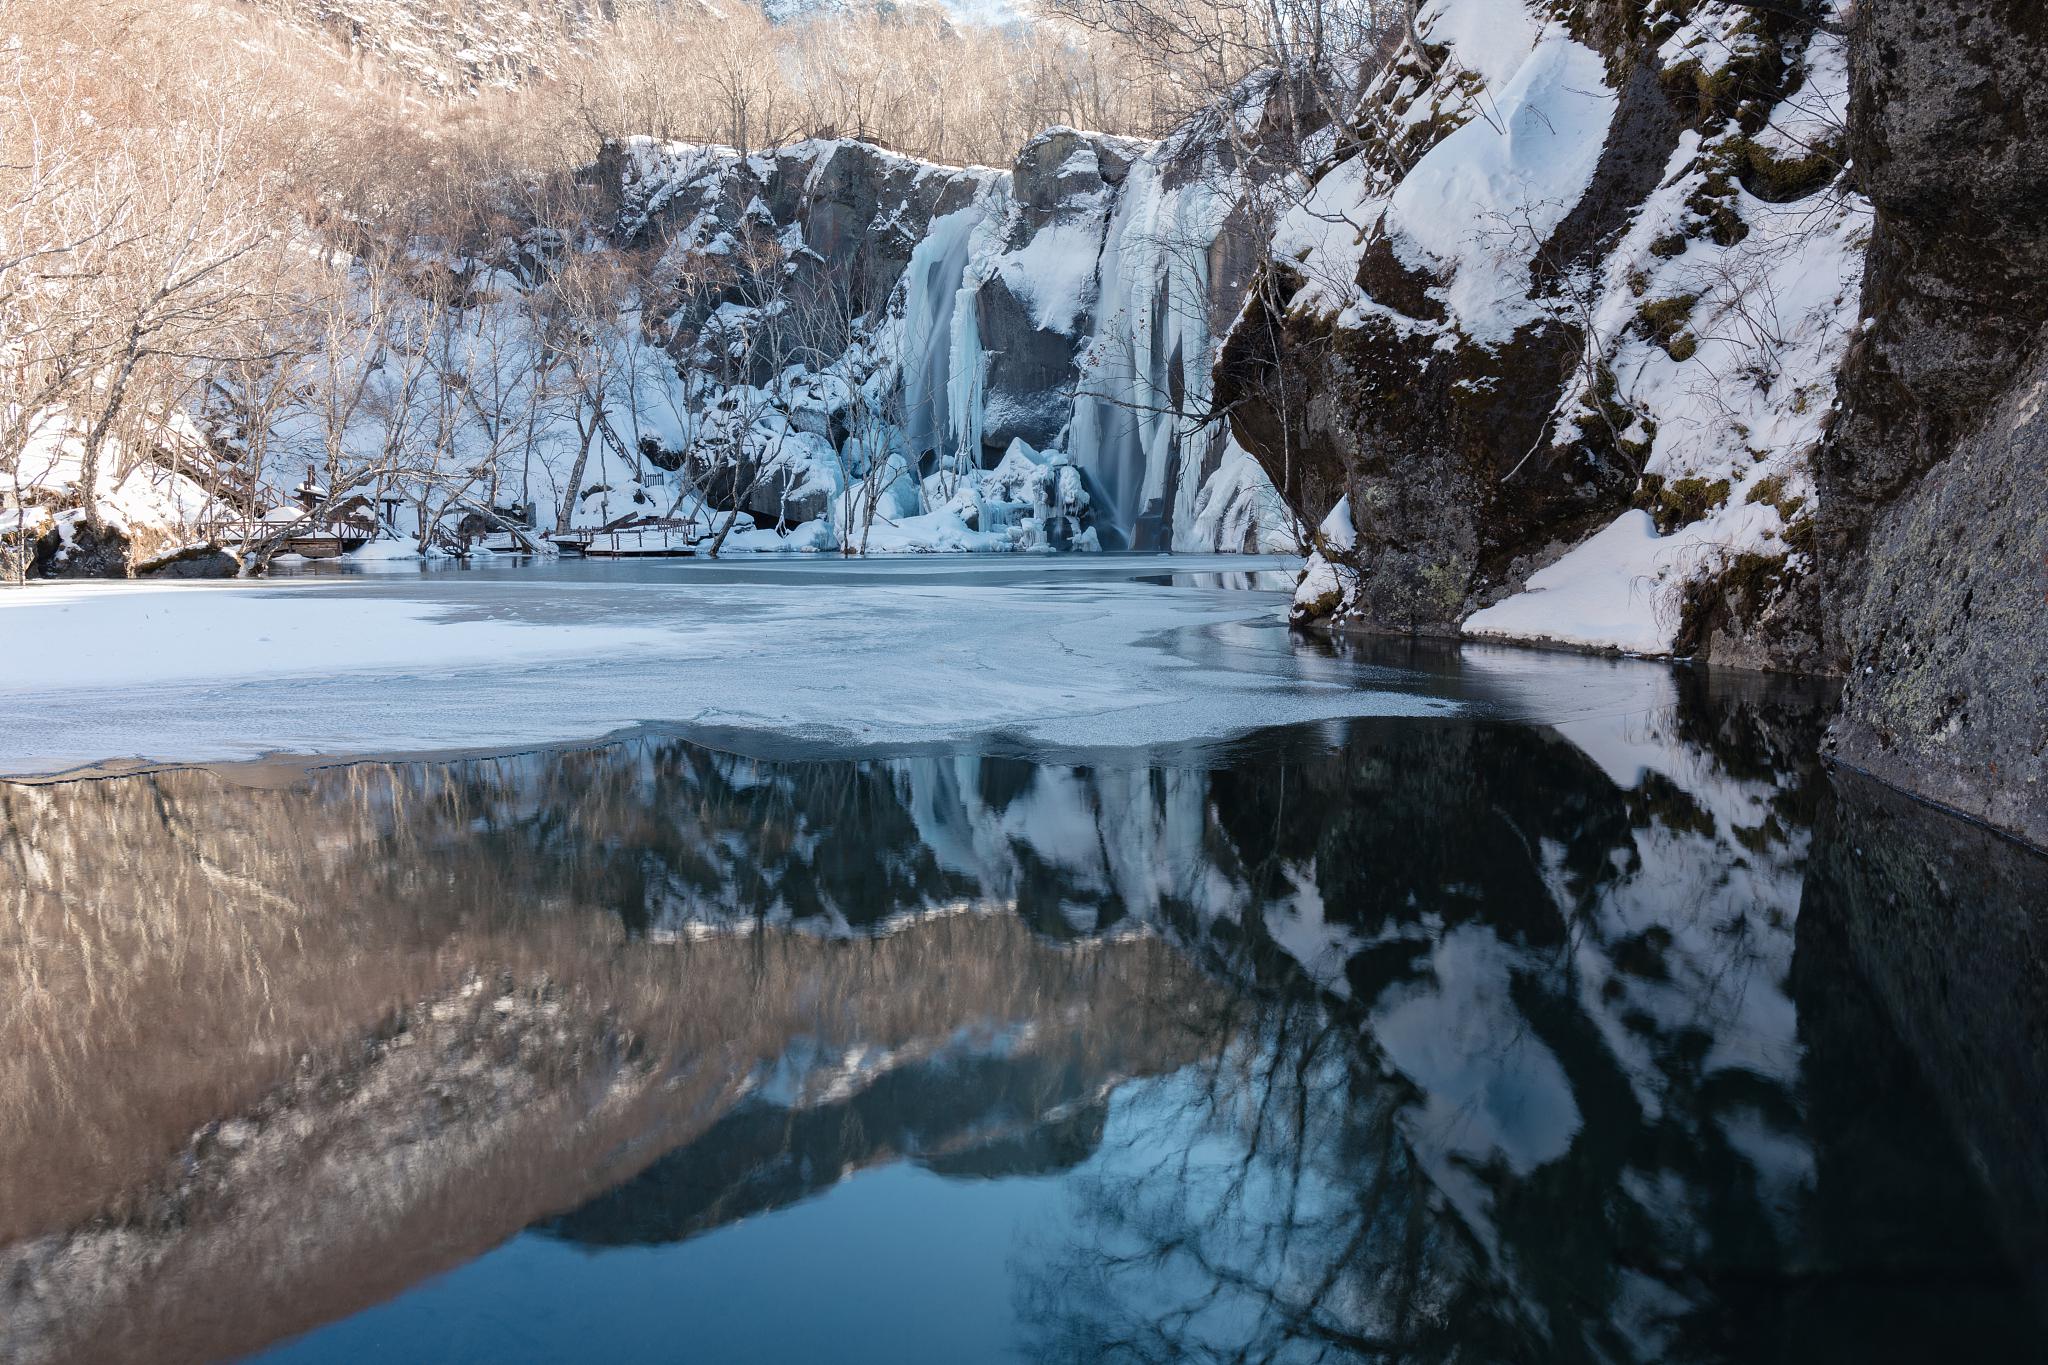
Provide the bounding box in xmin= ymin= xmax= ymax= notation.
xmin=1220 ymin=0 xmax=1867 ymax=666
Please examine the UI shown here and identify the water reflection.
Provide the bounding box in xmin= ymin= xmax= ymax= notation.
xmin=1 ymin=674 xmax=2043 ymax=1363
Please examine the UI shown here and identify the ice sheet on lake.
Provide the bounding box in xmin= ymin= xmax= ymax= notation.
xmin=0 ymin=557 xmax=1474 ymax=774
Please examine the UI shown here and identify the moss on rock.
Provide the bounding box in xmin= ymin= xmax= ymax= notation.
xmin=1635 ymin=473 xmax=1731 ymax=532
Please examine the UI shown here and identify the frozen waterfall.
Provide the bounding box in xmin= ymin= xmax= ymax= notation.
xmin=892 ymin=144 xmax=1287 ymax=553
xmin=900 ymin=208 xmax=981 ymax=463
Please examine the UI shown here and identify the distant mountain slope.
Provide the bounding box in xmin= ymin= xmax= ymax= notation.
xmin=245 ymin=0 xmax=1024 ymax=93
xmin=245 ymin=0 xmax=608 ymax=90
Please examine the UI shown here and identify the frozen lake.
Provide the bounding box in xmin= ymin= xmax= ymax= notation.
xmin=0 ymin=553 xmax=1711 ymax=776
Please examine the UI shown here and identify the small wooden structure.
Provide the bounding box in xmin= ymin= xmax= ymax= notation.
xmin=570 ymin=517 xmax=708 ymax=558
xmin=549 ymin=505 xmax=716 ymax=558
xmin=452 ymin=498 xmax=547 ymax=556
xmin=216 ymin=468 xmax=378 ymax=558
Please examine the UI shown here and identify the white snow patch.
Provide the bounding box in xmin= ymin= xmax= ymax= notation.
xmin=1385 ymin=29 xmax=1617 ymax=344
xmin=1419 ymin=0 xmax=1544 ymax=94
xmin=1462 ymin=510 xmax=1674 ymax=653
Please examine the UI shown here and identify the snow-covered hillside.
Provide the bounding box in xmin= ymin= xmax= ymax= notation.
xmin=248 ymin=0 xmax=606 ymax=92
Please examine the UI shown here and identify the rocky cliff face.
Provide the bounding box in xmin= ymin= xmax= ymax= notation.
xmin=1218 ymin=0 xmax=1865 ymax=662
xmin=1815 ymin=0 xmax=2048 ymax=846
xmin=1212 ymin=0 xmax=2045 ymax=846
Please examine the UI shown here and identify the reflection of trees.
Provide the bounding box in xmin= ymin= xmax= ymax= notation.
xmin=1013 ymin=690 xmax=2041 ymax=1362
xmin=1 ymin=747 xmax=1224 ymax=1365
xmin=2 ymin=729 xmax=1236 ymax=1363
xmin=1020 ymin=984 xmax=1475 ymax=1365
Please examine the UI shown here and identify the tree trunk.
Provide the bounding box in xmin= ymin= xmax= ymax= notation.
xmin=708 ymin=506 xmax=742 ymax=558
xmin=557 ymin=412 xmax=599 ymax=533
xmin=76 ymin=347 xmax=144 ymax=532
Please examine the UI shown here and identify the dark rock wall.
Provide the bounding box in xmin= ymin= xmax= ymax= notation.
xmin=1818 ymin=0 xmax=2048 ymax=846
xmin=615 ymin=137 xmax=987 ymax=354
xmin=1210 ymin=0 xmax=2046 ymax=846
xmin=1800 ymin=768 xmax=2048 ymax=1304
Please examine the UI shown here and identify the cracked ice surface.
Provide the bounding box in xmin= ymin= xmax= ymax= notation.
xmin=0 ymin=555 xmax=1491 ymax=776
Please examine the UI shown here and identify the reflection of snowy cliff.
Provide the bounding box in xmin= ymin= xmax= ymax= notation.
xmin=526 ymin=691 xmax=1827 ymax=1357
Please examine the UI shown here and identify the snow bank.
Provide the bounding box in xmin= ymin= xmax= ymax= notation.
xmin=4 ymin=410 xmax=229 ymax=553
xmin=1385 ymin=30 xmax=1617 ymax=344
xmin=347 ymin=539 xmax=423 ymax=563
xmin=1462 ymin=499 xmax=1787 ymax=654
xmin=1265 ymin=0 xmax=1868 ymax=656
xmin=1462 ymin=510 xmax=1674 ymax=652
xmin=1419 ymin=0 xmax=1542 ymax=92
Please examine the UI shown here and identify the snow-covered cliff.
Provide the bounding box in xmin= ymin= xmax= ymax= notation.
xmin=1221 ymin=0 xmax=1865 ymax=666
xmin=613 ymin=127 xmax=1296 ymax=553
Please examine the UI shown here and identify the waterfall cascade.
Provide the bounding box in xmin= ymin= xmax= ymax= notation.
xmin=899 ymin=208 xmax=981 ymax=461
xmin=618 ymin=130 xmax=1293 ymax=553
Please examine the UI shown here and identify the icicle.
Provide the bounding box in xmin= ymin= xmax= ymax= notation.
xmin=945 ymin=281 xmax=985 ymax=469
xmin=901 ymin=209 xmax=980 ymax=459
xmin=1064 ymin=158 xmax=1229 ymax=549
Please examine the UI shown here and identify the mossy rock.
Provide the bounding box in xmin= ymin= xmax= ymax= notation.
xmin=1725 ymin=134 xmax=1842 ymax=202
xmin=1636 ymin=293 xmax=1701 ymax=359
xmin=1618 ymin=418 xmax=1659 ymax=465
xmin=1780 ymin=514 xmax=1816 ymax=555
xmin=1572 ymin=362 xmax=1655 ymax=475
xmin=1648 ymin=231 xmax=1690 ymax=259
xmin=1294 ymin=575 xmax=1344 ymax=622
xmin=1635 ymin=473 xmax=1731 ymax=533
xmin=1744 ymin=472 xmax=1806 ymax=523
xmin=1684 ymin=163 xmax=1750 ymax=247
xmin=1674 ymin=549 xmax=1792 ymax=657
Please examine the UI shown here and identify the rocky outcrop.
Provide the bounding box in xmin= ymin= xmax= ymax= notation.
xmin=611 ymin=136 xmax=989 ymax=345
xmin=134 ymin=543 xmax=239 ymax=579
xmin=26 ymin=517 xmax=239 ymax=580
xmin=1219 ymin=0 xmax=1865 ymax=660
xmin=1815 ymin=0 xmax=2048 ymax=846
xmin=977 ymin=128 xmax=1137 ymax=453
xmin=28 ymin=517 xmax=130 ymax=578
xmin=1209 ymin=0 xmax=2045 ymax=841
